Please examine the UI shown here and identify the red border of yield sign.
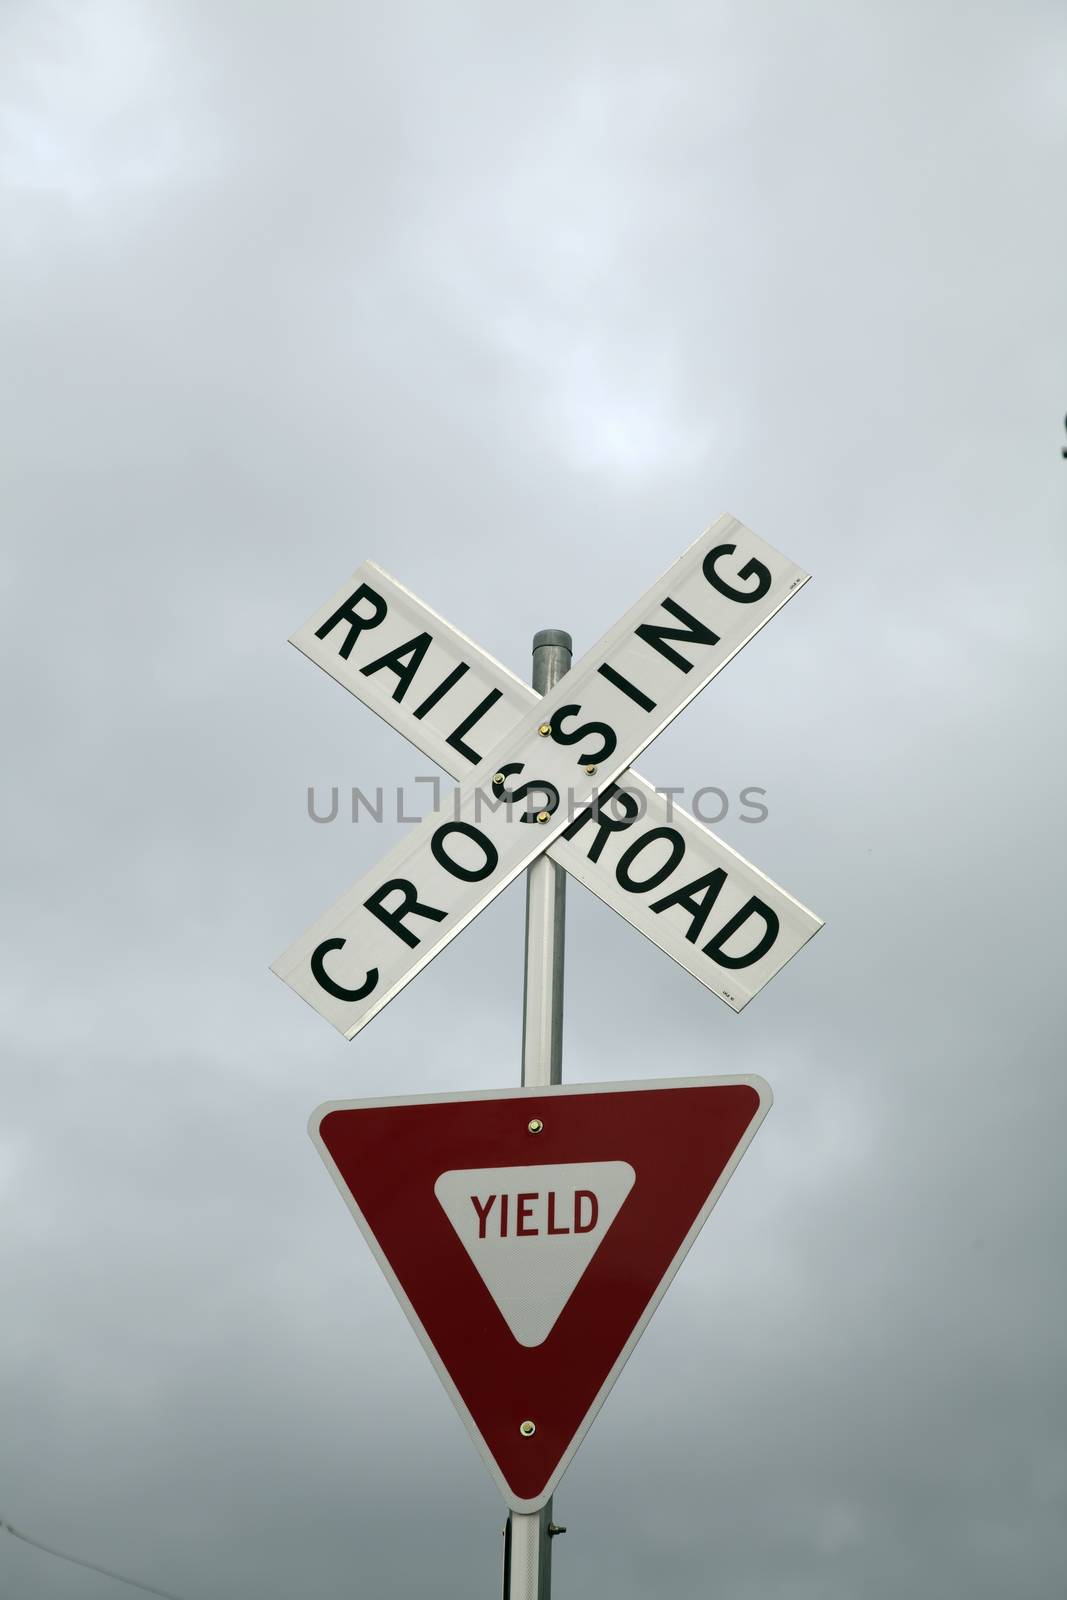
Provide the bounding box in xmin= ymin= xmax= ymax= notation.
xmin=311 ymin=1076 xmax=771 ymax=1512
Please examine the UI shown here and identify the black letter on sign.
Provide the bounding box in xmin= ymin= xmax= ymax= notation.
xmin=364 ymin=878 xmax=446 ymax=949
xmin=650 ymin=868 xmax=727 ymax=944
xmin=491 ymin=763 xmax=560 ymax=822
xmin=446 ymin=689 xmax=504 ymax=764
xmin=360 ymin=632 xmax=432 ymax=703
xmin=597 ymin=662 xmax=657 ymax=712
xmin=702 ymin=544 xmax=772 ymax=605
xmin=431 ymin=821 xmax=499 ymax=882
xmin=310 ymin=938 xmax=378 ymax=1001
xmin=704 ymin=897 xmax=780 ymax=968
xmin=549 ymin=704 xmax=618 ymax=767
xmin=315 ymin=584 xmax=387 ymax=659
xmin=562 ymin=782 xmax=640 ymax=861
xmin=413 ymin=662 xmax=469 ymax=721
xmin=635 ymin=597 xmax=720 ymax=673
xmin=615 ymin=826 xmax=686 ymax=893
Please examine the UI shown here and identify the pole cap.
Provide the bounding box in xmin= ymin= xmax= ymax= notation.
xmin=532 ymin=629 xmax=573 ymax=652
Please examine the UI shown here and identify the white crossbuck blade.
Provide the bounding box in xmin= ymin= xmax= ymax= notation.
xmin=286 ymin=539 xmax=823 ymax=1015
xmin=273 ymin=515 xmax=823 ymax=1038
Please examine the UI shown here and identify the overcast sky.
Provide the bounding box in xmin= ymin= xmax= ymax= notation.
xmin=2 ymin=2 xmax=1066 ymax=1596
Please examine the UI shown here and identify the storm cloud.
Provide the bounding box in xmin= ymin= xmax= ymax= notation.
xmin=2 ymin=2 xmax=1065 ymax=1596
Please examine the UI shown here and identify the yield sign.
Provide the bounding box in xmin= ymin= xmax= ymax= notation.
xmin=311 ymin=1076 xmax=771 ymax=1511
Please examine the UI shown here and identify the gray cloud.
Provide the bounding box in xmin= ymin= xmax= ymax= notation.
xmin=2 ymin=1 xmax=1065 ymax=1596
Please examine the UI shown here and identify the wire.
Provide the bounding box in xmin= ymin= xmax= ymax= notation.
xmin=1 ymin=1515 xmax=187 ymax=1600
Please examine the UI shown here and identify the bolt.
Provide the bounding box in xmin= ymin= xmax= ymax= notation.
xmin=519 ymin=1420 xmax=536 ymax=1438
xmin=538 ymin=723 xmax=551 ymax=737
xmin=585 ymin=764 xmax=597 ymax=774
xmin=527 ymin=1118 xmax=544 ymax=1134
xmin=547 ymin=1523 xmax=567 ymax=1537
xmin=493 ymin=773 xmax=506 ymax=786
xmin=536 ymin=810 xmax=550 ymax=824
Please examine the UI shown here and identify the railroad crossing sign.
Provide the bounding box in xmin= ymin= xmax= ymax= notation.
xmin=311 ymin=1077 xmax=771 ymax=1512
xmin=272 ymin=515 xmax=822 ymax=1034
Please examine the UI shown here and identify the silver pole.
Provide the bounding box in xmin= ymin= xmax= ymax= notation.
xmin=521 ymin=628 xmax=571 ymax=1090
xmin=504 ymin=627 xmax=572 ymax=1600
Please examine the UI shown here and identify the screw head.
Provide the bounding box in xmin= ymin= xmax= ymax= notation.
xmin=538 ymin=723 xmax=551 ymax=737
xmin=493 ymin=773 xmax=506 ymax=786
xmin=519 ymin=1420 xmax=537 ymax=1438
xmin=585 ymin=763 xmax=598 ymax=775
xmin=536 ymin=810 xmax=550 ymax=824
xmin=527 ymin=1118 xmax=544 ymax=1134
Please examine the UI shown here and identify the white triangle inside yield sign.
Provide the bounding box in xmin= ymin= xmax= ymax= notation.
xmin=434 ymin=1162 xmax=636 ymax=1347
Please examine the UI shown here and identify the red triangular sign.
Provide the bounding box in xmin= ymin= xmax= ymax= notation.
xmin=311 ymin=1076 xmax=770 ymax=1511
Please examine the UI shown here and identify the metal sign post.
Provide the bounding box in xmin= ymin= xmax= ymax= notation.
xmin=521 ymin=628 xmax=571 ymax=1095
xmin=507 ymin=628 xmax=572 ymax=1600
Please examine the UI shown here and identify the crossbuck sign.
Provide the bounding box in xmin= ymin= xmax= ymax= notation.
xmin=273 ymin=515 xmax=822 ymax=1035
